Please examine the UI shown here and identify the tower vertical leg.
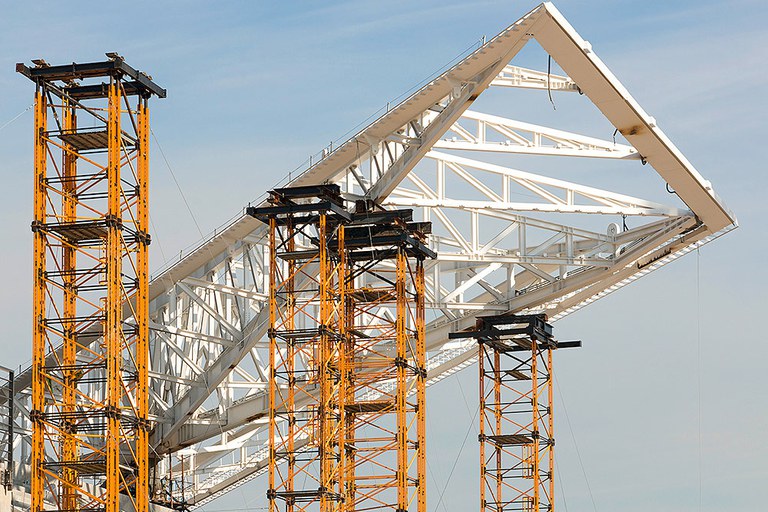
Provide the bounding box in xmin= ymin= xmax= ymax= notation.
xmin=286 ymin=218 xmax=296 ymax=512
xmin=395 ymin=249 xmax=408 ymax=512
xmin=318 ymin=214 xmax=338 ymax=512
xmin=30 ymin=85 xmax=47 ymax=512
xmin=479 ymin=343 xmax=486 ymax=512
xmin=547 ymin=350 xmax=554 ymax=511
xmin=135 ymin=96 xmax=151 ymax=512
xmin=105 ymin=76 xmax=123 ymax=512
xmin=61 ymin=94 xmax=78 ymax=512
xmin=334 ymin=213 xmax=431 ymax=512
xmin=415 ymin=259 xmax=426 ymax=512
xmin=256 ymin=187 xmax=348 ymax=512
xmin=531 ymin=335 xmax=540 ymax=512
xmin=343 ymin=292 xmax=356 ymax=512
xmin=494 ymin=350 xmax=502 ymax=510
xmin=268 ymin=216 xmax=278 ymax=512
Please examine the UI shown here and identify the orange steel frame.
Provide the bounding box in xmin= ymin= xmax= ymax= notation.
xmin=266 ymin=205 xmax=347 ymax=512
xmin=343 ymin=245 xmax=426 ymax=512
xmin=22 ymin=57 xmax=162 ymax=512
xmin=254 ymin=192 xmax=429 ymax=512
xmin=475 ymin=316 xmax=555 ymax=512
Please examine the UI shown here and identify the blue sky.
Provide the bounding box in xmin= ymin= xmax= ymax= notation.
xmin=1 ymin=1 xmax=766 ymax=511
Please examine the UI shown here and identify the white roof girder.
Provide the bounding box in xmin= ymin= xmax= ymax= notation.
xmin=148 ymin=0 xmax=737 ymax=460
xmin=140 ymin=1 xmax=734 ymax=318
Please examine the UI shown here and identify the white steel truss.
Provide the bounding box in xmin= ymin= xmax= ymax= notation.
xmin=8 ymin=2 xmax=736 ymax=510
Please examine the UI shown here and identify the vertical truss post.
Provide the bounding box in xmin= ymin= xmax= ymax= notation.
xmin=0 ymin=367 xmax=14 ymax=491
xmin=18 ymin=56 xmax=165 ymax=512
xmin=252 ymin=185 xmax=350 ymax=512
xmin=450 ymin=315 xmax=579 ymax=512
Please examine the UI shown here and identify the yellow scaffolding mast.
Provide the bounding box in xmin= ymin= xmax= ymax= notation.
xmin=450 ymin=314 xmax=579 ymax=512
xmin=256 ymin=185 xmax=349 ymax=512
xmin=248 ymin=189 xmax=433 ymax=512
xmin=341 ymin=210 xmax=431 ymax=512
xmin=18 ymin=55 xmax=165 ymax=512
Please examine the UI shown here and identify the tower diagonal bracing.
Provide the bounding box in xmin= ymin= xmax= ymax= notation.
xmin=8 ymin=3 xmax=735 ymax=509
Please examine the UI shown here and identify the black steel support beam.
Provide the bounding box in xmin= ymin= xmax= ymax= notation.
xmin=449 ymin=313 xmax=580 ymax=350
xmin=16 ymin=57 xmax=166 ymax=98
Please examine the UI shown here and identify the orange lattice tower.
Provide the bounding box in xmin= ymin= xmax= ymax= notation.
xmin=18 ymin=55 xmax=165 ymax=512
xmin=340 ymin=209 xmax=432 ymax=512
xmin=451 ymin=314 xmax=579 ymax=512
xmin=249 ymin=189 xmax=432 ymax=512
xmin=251 ymin=185 xmax=349 ymax=512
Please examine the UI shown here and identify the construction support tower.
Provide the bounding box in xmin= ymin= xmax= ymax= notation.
xmin=341 ymin=205 xmax=432 ymax=512
xmin=248 ymin=185 xmax=433 ymax=512
xmin=450 ymin=315 xmax=579 ymax=512
xmin=255 ymin=185 xmax=350 ymax=512
xmin=18 ymin=56 xmax=165 ymax=512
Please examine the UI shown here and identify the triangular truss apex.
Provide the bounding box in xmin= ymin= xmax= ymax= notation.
xmin=532 ymin=2 xmax=735 ymax=230
xmin=289 ymin=1 xmax=735 ymax=231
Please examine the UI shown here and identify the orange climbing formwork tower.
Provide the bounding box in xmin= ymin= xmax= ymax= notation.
xmin=18 ymin=55 xmax=165 ymax=512
xmin=450 ymin=315 xmax=579 ymax=512
xmin=248 ymin=188 xmax=433 ymax=512
xmin=341 ymin=208 xmax=432 ymax=512
xmin=251 ymin=186 xmax=350 ymax=512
